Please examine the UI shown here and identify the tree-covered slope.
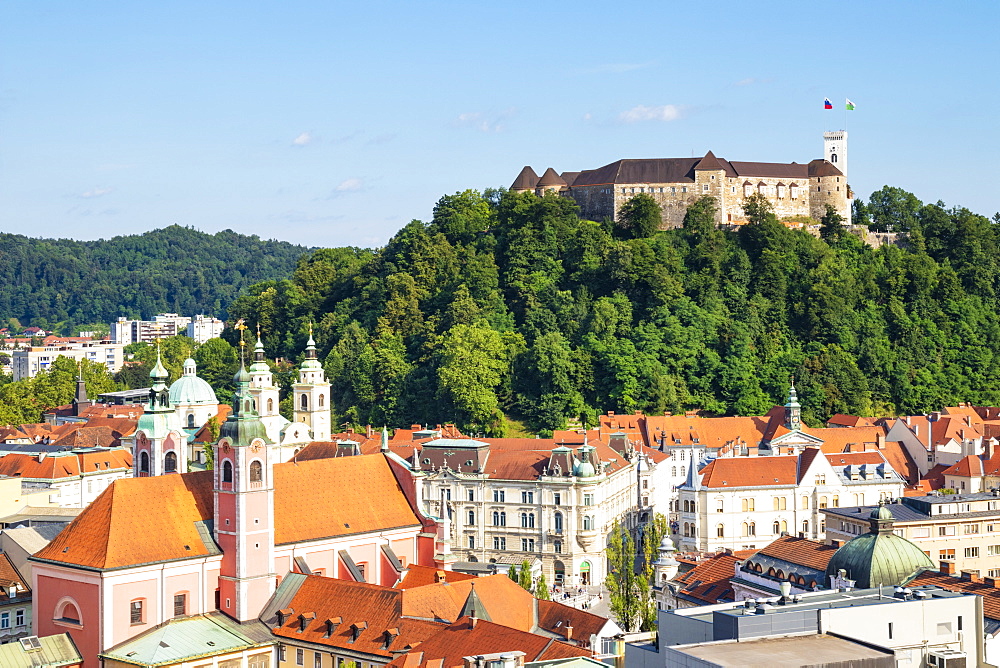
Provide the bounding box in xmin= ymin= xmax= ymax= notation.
xmin=0 ymin=225 xmax=309 ymax=331
xmin=227 ymin=187 xmax=1000 ymax=433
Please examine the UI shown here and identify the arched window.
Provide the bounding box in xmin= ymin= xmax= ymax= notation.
xmin=55 ymin=598 xmax=82 ymax=625
xmin=467 ymin=510 xmax=475 ymax=525
xmin=187 ymin=414 xmax=195 ymax=428
xmin=164 ymin=451 xmax=177 ymax=473
xmin=716 ymin=524 xmax=724 ymax=538
xmin=780 ymin=520 xmax=788 ymax=534
xmin=680 ymin=466 xmax=686 ymax=477
xmin=300 ymin=394 xmax=308 ymax=410
xmin=802 ymin=520 xmax=809 ymax=534
xmin=830 ymin=153 xmax=838 ymax=163
xmin=222 ymin=460 xmax=233 ymax=483
xmin=671 ymin=466 xmax=677 ymax=476
xmin=747 ymin=522 xmax=756 ymax=536
xmin=554 ymin=512 xmax=563 ymax=532
xmin=741 ymin=522 xmax=749 ymax=537
xmin=139 ymin=451 xmax=149 ymax=474
xmin=318 ymin=394 xmax=325 ymax=408
xmin=493 ymin=511 xmax=500 ymax=525
xmin=819 ymin=496 xmax=828 ymax=509
xmin=583 ymin=516 xmax=593 ymax=531
xmin=250 ymin=460 xmax=263 ymax=483
xmin=832 ymin=495 xmax=840 ymax=508
xmin=267 ymin=398 xmax=274 ymax=413
xmin=499 ymin=512 xmax=506 ymax=526
xmin=773 ymin=520 xmax=780 ymax=534
xmin=521 ymin=512 xmax=529 ymax=528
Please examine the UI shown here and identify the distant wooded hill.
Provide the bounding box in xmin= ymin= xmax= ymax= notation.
xmin=219 ymin=185 xmax=1000 ymax=434
xmin=0 ymin=225 xmax=309 ymax=333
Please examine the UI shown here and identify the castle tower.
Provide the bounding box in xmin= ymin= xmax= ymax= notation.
xmin=133 ymin=350 xmax=187 ymax=477
xmin=293 ymin=326 xmax=331 ymax=441
xmin=248 ymin=328 xmax=280 ymax=420
xmin=823 ymin=131 xmax=848 ymax=181
xmin=214 ymin=324 xmax=276 ymax=622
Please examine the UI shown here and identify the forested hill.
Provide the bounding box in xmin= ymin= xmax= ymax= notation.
xmin=0 ymin=225 xmax=308 ymax=331
xmin=227 ymin=187 xmax=1000 ymax=434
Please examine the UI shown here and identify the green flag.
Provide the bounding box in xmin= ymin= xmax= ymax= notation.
xmin=845 ymin=99 xmax=856 ymax=111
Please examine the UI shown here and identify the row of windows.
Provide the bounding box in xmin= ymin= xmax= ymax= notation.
xmin=0 ymin=608 xmax=25 ymax=628
xmin=130 ymin=593 xmax=189 ymax=625
xmin=476 ymin=535 xmax=560 ymax=553
xmin=622 ymin=186 xmax=687 ymax=195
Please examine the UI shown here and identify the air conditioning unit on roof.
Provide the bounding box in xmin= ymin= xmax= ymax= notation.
xmin=927 ymin=649 xmax=967 ymax=668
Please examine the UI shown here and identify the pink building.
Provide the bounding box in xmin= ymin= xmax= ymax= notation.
xmin=29 ymin=360 xmax=436 ymax=667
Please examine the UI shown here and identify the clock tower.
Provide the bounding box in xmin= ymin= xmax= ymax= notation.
xmin=293 ymin=325 xmax=332 ymax=441
xmin=214 ymin=321 xmax=275 ymax=622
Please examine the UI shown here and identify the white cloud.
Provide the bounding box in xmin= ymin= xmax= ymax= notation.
xmin=583 ymin=112 xmax=593 ymax=121
xmin=335 ymin=177 xmax=363 ymax=192
xmin=734 ymin=77 xmax=771 ymax=87
xmin=618 ymin=104 xmax=683 ymax=123
xmin=453 ymin=108 xmax=516 ymax=133
xmin=79 ymin=187 xmax=113 ymax=198
xmin=292 ymin=131 xmax=314 ymax=146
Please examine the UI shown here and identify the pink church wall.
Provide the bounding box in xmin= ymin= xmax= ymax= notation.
xmin=165 ymin=572 xmax=201 ymax=615
xmin=111 ymin=577 xmax=159 ymax=646
xmin=34 ymin=572 xmax=99 ymax=668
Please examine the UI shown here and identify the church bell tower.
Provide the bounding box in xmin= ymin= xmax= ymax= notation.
xmin=293 ymin=325 xmax=331 ymax=441
xmin=214 ymin=320 xmax=276 ymax=622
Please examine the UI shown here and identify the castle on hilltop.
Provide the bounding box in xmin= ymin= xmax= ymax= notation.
xmin=511 ymin=132 xmax=851 ymax=228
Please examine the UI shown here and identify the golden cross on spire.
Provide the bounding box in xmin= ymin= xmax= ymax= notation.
xmin=234 ymin=319 xmax=247 ymax=348
xmin=309 ymin=322 xmax=313 ymax=337
xmin=256 ymin=322 xmax=261 ymax=338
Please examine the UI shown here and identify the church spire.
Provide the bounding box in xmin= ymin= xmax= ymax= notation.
xmin=148 ymin=345 xmax=171 ymax=413
xmin=784 ymin=378 xmax=801 ymax=431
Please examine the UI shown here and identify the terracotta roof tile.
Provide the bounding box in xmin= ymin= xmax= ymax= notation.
xmin=910 ymin=571 xmax=1000 ymax=621
xmin=750 ymin=535 xmax=838 ymax=572
xmin=674 ymin=553 xmax=739 ymax=604
xmin=272 ymin=575 xmax=444 ymax=657
xmin=386 ymin=618 xmax=588 ymax=668
xmin=396 ymin=565 xmax=476 ymax=589
xmin=34 ymin=454 xmax=421 ymax=570
xmin=401 ymin=575 xmax=535 ymax=631
xmin=699 ymin=455 xmax=799 ymax=488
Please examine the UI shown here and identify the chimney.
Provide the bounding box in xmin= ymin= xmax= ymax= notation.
xmin=940 ymin=560 xmax=956 ymax=576
xmin=960 ymin=569 xmax=981 ymax=582
xmin=985 ymin=577 xmax=998 ymax=589
xmin=367 ymin=425 xmax=373 ymax=438
xmin=565 ymin=624 xmax=573 ymax=641
xmin=435 ymin=570 xmax=447 ymax=584
xmin=876 ymin=432 xmax=885 ymax=449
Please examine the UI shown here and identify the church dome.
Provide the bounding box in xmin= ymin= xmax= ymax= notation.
xmin=825 ymin=503 xmax=934 ymax=589
xmin=168 ymin=358 xmax=218 ymax=406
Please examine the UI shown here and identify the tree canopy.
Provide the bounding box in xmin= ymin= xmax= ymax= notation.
xmin=225 ymin=186 xmax=1000 ymax=432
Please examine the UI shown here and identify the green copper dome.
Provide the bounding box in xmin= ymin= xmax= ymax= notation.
xmin=168 ymin=358 xmax=219 ymax=406
xmin=826 ymin=503 xmax=934 ymax=588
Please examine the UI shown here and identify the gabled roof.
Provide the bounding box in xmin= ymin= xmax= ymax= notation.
xmin=673 ymin=553 xmax=739 ymax=604
xmin=807 ymin=159 xmax=844 ymax=177
xmin=693 ymin=151 xmax=726 ymax=172
xmin=747 ymin=535 xmax=839 ymax=573
xmin=0 ymin=448 xmax=132 ymax=481
xmin=401 ymin=574 xmax=535 ymax=630
xmin=0 ymin=632 xmax=82 ymax=668
xmin=269 ymin=575 xmax=445 ymax=658
xmin=386 ymin=618 xmax=588 ymax=668
xmin=698 ymin=455 xmax=799 ymax=488
xmin=396 ymin=564 xmax=476 ymax=589
xmin=33 ymin=454 xmax=422 ymax=570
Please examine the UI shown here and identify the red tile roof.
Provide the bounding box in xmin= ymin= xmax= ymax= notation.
xmin=750 ymin=535 xmax=839 ymax=572
xmin=401 ymin=575 xmax=536 ymax=631
xmin=0 ymin=449 xmax=132 ymax=480
xmin=699 ymin=455 xmax=799 ymax=488
xmin=826 ymin=414 xmax=876 ymax=428
xmin=674 ymin=553 xmax=740 ymax=604
xmin=910 ymin=570 xmax=1000 ymax=621
xmin=386 ymin=618 xmax=588 ymax=668
xmin=34 ymin=454 xmax=422 ymax=570
xmin=272 ymin=575 xmax=445 ymax=658
xmin=395 ymin=565 xmax=476 ymax=589
xmin=942 ymin=455 xmax=984 ymax=478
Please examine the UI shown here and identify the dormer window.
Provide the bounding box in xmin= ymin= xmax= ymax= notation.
xmin=276 ymin=608 xmax=294 ymax=627
xmin=324 ymin=617 xmax=342 ymax=638
xmin=349 ymin=621 xmax=367 ymax=643
xmin=383 ymin=628 xmax=400 ymax=649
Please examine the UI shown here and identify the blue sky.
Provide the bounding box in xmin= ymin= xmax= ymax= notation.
xmin=2 ymin=1 xmax=998 ymax=248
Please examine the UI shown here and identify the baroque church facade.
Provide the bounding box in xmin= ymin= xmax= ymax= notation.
xmin=511 ymin=133 xmax=851 ymax=228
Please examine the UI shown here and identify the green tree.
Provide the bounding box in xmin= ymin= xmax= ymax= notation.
xmin=819 ymin=204 xmax=847 ymax=242
xmin=616 ymin=194 xmax=662 ymax=239
xmin=508 ymin=565 xmax=518 ymax=582
xmin=640 ymin=513 xmax=669 ymax=631
xmin=518 ymin=560 xmax=533 ymax=593
xmin=535 ymin=573 xmax=551 ymax=600
xmin=436 ymin=324 xmax=507 ymax=433
xmin=194 ymin=337 xmax=239 ymax=401
xmin=605 ymin=521 xmax=643 ymax=632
